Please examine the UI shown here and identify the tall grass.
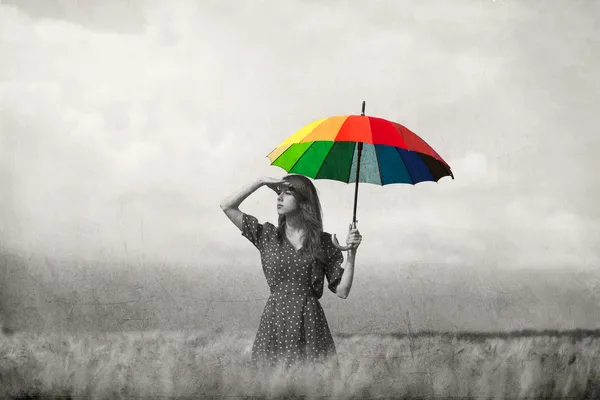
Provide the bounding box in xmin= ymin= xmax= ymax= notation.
xmin=2 ymin=328 xmax=600 ymax=399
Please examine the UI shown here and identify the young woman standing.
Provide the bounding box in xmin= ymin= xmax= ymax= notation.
xmin=220 ymin=174 xmax=362 ymax=369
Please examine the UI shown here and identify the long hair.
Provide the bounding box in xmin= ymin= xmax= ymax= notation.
xmin=277 ymin=174 xmax=328 ymax=264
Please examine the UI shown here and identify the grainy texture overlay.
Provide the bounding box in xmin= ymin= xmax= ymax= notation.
xmin=1 ymin=0 xmax=599 ymax=398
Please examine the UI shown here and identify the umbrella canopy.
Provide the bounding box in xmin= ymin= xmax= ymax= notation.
xmin=267 ymin=111 xmax=452 ymax=185
xmin=266 ymin=102 xmax=453 ymax=249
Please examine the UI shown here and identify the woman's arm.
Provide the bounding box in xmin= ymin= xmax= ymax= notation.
xmin=335 ymin=225 xmax=361 ymax=299
xmin=220 ymin=177 xmax=282 ymax=231
xmin=335 ymin=249 xmax=356 ymax=299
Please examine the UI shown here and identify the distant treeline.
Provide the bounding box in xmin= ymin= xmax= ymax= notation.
xmin=336 ymin=328 xmax=600 ymax=341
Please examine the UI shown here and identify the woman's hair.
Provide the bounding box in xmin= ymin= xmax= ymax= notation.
xmin=277 ymin=174 xmax=328 ymax=264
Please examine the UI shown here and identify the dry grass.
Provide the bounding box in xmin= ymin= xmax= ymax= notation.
xmin=2 ymin=328 xmax=600 ymax=399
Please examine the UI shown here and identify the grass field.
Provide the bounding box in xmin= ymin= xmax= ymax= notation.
xmin=2 ymin=328 xmax=600 ymax=399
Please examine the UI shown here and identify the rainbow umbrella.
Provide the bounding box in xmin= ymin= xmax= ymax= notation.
xmin=266 ymin=101 xmax=453 ymax=250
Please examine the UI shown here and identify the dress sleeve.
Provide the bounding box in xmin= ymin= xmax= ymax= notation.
xmin=324 ymin=236 xmax=345 ymax=294
xmin=240 ymin=212 xmax=271 ymax=251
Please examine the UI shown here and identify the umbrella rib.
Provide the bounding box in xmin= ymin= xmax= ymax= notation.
xmin=395 ymin=147 xmax=416 ymax=184
xmin=373 ymin=144 xmax=384 ymax=186
xmin=314 ymin=141 xmax=336 ymax=180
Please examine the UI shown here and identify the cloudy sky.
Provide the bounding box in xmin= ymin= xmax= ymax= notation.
xmin=1 ymin=0 xmax=599 ymax=275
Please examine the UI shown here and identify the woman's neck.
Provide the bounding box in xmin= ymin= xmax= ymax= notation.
xmin=285 ymin=214 xmax=304 ymax=233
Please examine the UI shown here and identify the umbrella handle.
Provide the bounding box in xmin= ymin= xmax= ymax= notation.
xmin=331 ymin=221 xmax=357 ymax=251
xmin=331 ymin=234 xmax=353 ymax=251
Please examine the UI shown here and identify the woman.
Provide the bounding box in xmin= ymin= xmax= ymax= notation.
xmin=220 ymin=174 xmax=362 ymax=369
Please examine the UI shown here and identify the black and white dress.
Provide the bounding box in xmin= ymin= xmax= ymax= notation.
xmin=240 ymin=212 xmax=345 ymax=368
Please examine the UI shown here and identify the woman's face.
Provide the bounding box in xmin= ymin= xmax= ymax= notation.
xmin=276 ymin=184 xmax=301 ymax=216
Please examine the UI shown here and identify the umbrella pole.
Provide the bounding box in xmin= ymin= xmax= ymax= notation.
xmin=352 ymin=142 xmax=363 ymax=226
xmin=352 ymin=100 xmax=366 ymax=227
xmin=331 ymin=101 xmax=365 ymax=250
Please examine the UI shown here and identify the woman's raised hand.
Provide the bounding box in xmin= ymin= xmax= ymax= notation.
xmin=261 ymin=176 xmax=284 ymax=193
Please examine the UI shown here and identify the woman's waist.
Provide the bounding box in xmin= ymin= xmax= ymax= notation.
xmin=269 ymin=284 xmax=317 ymax=298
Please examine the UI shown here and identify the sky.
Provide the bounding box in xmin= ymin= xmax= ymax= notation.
xmin=2 ymin=0 xmax=598 ymax=270
xmin=1 ymin=0 xmax=600 ymax=332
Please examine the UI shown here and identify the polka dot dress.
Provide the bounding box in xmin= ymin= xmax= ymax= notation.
xmin=240 ymin=212 xmax=345 ymax=369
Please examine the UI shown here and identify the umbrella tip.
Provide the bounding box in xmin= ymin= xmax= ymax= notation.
xmin=361 ymin=101 xmax=366 ymax=116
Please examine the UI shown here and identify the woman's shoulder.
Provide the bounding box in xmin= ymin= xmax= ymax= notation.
xmin=243 ymin=213 xmax=278 ymax=232
xmin=320 ymin=230 xmax=333 ymax=240
xmin=262 ymin=219 xmax=280 ymax=235
xmin=320 ymin=231 xmax=337 ymax=250
xmin=264 ymin=220 xmax=278 ymax=230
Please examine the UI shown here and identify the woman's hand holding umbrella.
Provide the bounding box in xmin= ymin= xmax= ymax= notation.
xmin=332 ymin=222 xmax=362 ymax=252
xmin=344 ymin=223 xmax=362 ymax=252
